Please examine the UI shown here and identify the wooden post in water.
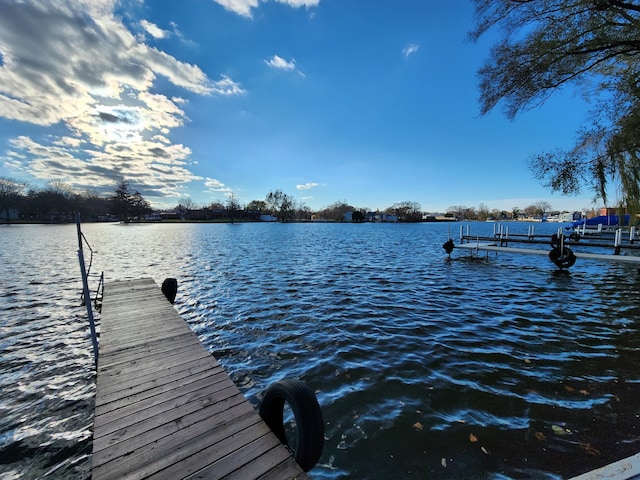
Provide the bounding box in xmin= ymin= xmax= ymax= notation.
xmin=76 ymin=213 xmax=99 ymax=367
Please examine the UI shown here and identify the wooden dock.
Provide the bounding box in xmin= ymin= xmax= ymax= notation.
xmin=91 ymin=278 xmax=308 ymax=480
xmin=568 ymin=452 xmax=640 ymax=480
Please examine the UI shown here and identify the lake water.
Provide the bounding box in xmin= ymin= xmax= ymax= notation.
xmin=1 ymin=221 xmax=639 ymax=479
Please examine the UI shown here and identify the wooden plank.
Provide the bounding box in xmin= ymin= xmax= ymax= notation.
xmin=94 ymin=371 xmax=233 ymax=435
xmin=568 ymin=452 xmax=640 ymax=480
xmin=93 ymin=391 xmax=251 ymax=464
xmin=95 ymin=354 xmax=215 ymax=398
xmin=96 ymin=364 xmax=227 ymax=411
xmin=92 ymin=278 xmax=309 ymax=480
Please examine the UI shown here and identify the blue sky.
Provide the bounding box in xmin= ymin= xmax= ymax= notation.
xmin=0 ymin=0 xmax=599 ymax=213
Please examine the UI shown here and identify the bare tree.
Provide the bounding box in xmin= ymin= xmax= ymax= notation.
xmin=0 ymin=177 xmax=27 ymax=223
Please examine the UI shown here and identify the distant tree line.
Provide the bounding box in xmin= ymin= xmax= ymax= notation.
xmin=446 ymin=201 xmax=596 ymax=221
xmin=1 ymin=176 xmax=592 ymax=224
xmin=1 ymin=177 xmax=109 ymax=223
xmin=0 ymin=177 xmax=150 ymax=223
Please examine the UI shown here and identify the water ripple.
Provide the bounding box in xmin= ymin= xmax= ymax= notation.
xmin=1 ymin=222 xmax=639 ymax=479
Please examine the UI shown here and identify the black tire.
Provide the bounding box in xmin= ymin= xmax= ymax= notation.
xmin=442 ymin=239 xmax=455 ymax=255
xmin=548 ymin=247 xmax=577 ymax=269
xmin=259 ymin=379 xmax=324 ymax=472
xmin=550 ymin=233 xmax=565 ymax=248
xmin=161 ymin=278 xmax=177 ymax=304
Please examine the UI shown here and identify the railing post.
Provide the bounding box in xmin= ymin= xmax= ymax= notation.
xmin=77 ymin=213 xmax=99 ymax=367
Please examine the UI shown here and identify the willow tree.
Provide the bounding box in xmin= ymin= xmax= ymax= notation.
xmin=470 ymin=0 xmax=640 ymax=214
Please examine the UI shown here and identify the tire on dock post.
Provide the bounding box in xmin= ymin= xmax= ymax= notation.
xmin=442 ymin=239 xmax=455 ymax=255
xmin=259 ymin=379 xmax=324 ymax=472
xmin=548 ymin=247 xmax=577 ymax=269
xmin=550 ymin=232 xmax=566 ymax=248
xmin=161 ymin=277 xmax=178 ymax=304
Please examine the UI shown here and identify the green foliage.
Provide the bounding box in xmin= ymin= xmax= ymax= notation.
xmin=471 ymin=0 xmax=640 ymax=212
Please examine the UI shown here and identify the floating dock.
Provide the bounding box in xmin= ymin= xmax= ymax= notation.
xmin=448 ymin=223 xmax=640 ymax=267
xmin=91 ymin=278 xmax=308 ymax=480
xmin=454 ymin=241 xmax=640 ymax=265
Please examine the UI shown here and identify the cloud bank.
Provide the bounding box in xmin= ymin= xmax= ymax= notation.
xmin=0 ymin=0 xmax=243 ymax=200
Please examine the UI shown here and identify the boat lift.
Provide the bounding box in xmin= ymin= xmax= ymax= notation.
xmin=443 ymin=223 xmax=640 ymax=269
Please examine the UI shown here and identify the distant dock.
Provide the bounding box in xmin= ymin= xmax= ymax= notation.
xmin=445 ymin=223 xmax=640 ymax=268
xmin=91 ymin=278 xmax=308 ymax=479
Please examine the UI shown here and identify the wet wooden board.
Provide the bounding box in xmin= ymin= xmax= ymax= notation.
xmin=92 ymin=278 xmax=307 ymax=480
xmin=568 ymin=452 xmax=640 ymax=480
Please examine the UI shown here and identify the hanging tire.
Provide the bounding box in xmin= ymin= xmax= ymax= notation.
xmin=161 ymin=278 xmax=178 ymax=304
xmin=442 ymin=239 xmax=455 ymax=255
xmin=259 ymin=379 xmax=324 ymax=472
xmin=549 ymin=247 xmax=577 ymax=269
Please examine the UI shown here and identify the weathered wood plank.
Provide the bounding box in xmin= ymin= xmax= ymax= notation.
xmin=96 ymin=366 xmax=228 ymax=415
xmin=146 ymin=425 xmax=281 ymax=480
xmin=94 ymin=410 xmax=265 ymax=479
xmin=96 ymin=354 xmax=215 ymax=398
xmin=568 ymin=452 xmax=640 ymax=480
xmin=93 ymin=391 xmax=251 ymax=465
xmin=93 ymin=371 xmax=233 ymax=435
xmin=92 ymin=278 xmax=308 ymax=480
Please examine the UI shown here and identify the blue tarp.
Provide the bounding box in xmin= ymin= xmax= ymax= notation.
xmin=568 ymin=214 xmax=631 ymax=229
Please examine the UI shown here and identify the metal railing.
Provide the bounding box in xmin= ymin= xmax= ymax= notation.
xmin=76 ymin=213 xmax=100 ymax=367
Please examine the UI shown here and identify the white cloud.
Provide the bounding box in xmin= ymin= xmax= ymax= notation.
xmin=140 ymin=19 xmax=168 ymax=39
xmin=0 ymin=0 xmax=240 ymax=199
xmin=296 ymin=182 xmax=319 ymax=190
xmin=277 ymin=0 xmax=320 ymax=7
xmin=212 ymin=0 xmax=319 ymax=18
xmin=211 ymin=75 xmax=246 ymax=95
xmin=402 ymin=43 xmax=419 ymax=58
xmin=266 ymin=55 xmax=296 ymax=71
xmin=204 ymin=178 xmax=233 ymax=194
xmin=205 ymin=178 xmax=226 ymax=188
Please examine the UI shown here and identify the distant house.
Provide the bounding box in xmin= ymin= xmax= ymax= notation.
xmin=559 ymin=212 xmax=581 ymax=222
xmin=365 ymin=212 xmax=398 ymax=223
xmin=260 ymin=214 xmax=278 ymax=222
xmin=186 ymin=209 xmax=211 ymax=221
xmin=160 ymin=211 xmax=181 ymax=220
xmin=600 ymin=207 xmax=617 ymax=216
xmin=343 ymin=211 xmax=353 ymax=222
